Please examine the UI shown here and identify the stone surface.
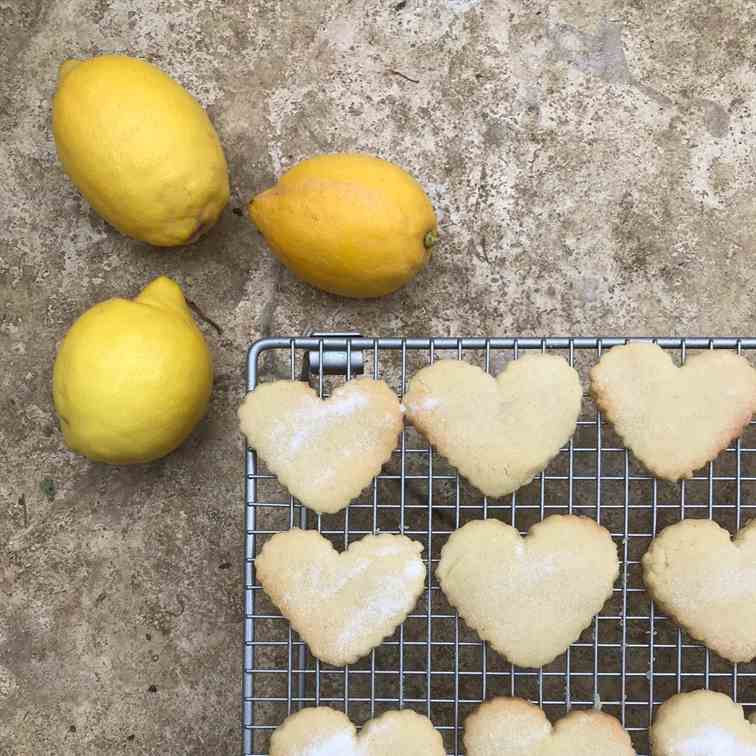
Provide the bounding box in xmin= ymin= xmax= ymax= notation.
xmin=1 ymin=0 xmax=755 ymax=754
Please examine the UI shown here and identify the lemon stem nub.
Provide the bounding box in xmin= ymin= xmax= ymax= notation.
xmin=423 ymin=230 xmax=438 ymax=249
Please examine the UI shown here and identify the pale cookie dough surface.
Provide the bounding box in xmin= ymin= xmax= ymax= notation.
xmin=403 ymin=355 xmax=582 ymax=497
xmin=590 ymin=342 xmax=756 ymax=481
xmin=255 ymin=529 xmax=426 ymax=666
xmin=436 ymin=516 xmax=619 ymax=667
xmin=270 ymin=707 xmax=445 ymax=756
xmin=238 ymin=378 xmax=402 ymax=514
xmin=643 ymin=518 xmax=756 ymax=663
xmin=650 ymin=690 xmax=756 ymax=756
xmin=464 ymin=697 xmax=636 ymax=756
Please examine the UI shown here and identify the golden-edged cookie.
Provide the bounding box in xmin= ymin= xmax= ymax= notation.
xmin=270 ymin=707 xmax=445 ymax=755
xmin=464 ymin=697 xmax=636 ymax=755
xmin=436 ymin=516 xmax=618 ymax=667
xmin=256 ymin=529 xmax=426 ymax=665
xmin=643 ymin=518 xmax=756 ymax=663
xmin=650 ymin=690 xmax=756 ymax=755
xmin=403 ymin=356 xmax=582 ymax=497
xmin=238 ymin=377 xmax=402 ymax=513
xmin=591 ymin=342 xmax=756 ymax=480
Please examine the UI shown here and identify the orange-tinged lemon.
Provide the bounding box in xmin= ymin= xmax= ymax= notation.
xmin=249 ymin=153 xmax=438 ymax=298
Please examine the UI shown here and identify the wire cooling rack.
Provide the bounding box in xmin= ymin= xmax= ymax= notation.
xmin=242 ymin=336 xmax=756 ymax=756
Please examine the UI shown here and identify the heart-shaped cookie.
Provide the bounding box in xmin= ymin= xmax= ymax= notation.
xmin=591 ymin=343 xmax=756 ymax=480
xmin=270 ymin=707 xmax=445 ymax=755
xmin=256 ymin=529 xmax=426 ymax=665
xmin=238 ymin=377 xmax=402 ymax=513
xmin=650 ymin=690 xmax=756 ymax=755
xmin=643 ymin=518 xmax=756 ymax=663
xmin=437 ymin=516 xmax=618 ymax=667
xmin=403 ymin=356 xmax=582 ymax=497
xmin=464 ymin=697 xmax=636 ymax=755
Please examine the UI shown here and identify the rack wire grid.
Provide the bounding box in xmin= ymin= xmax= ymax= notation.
xmin=242 ymin=335 xmax=756 ymax=756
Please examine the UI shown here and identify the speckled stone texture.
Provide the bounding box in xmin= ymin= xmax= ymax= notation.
xmin=1 ymin=0 xmax=755 ymax=754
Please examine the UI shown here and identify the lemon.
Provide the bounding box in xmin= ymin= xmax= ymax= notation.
xmin=248 ymin=153 xmax=438 ymax=298
xmin=52 ymin=54 xmax=229 ymax=247
xmin=53 ymin=277 xmax=213 ymax=464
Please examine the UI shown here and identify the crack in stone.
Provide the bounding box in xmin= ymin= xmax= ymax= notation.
xmin=258 ymin=264 xmax=284 ymax=341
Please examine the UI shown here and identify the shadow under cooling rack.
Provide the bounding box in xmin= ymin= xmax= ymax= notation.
xmin=242 ymin=336 xmax=756 ymax=756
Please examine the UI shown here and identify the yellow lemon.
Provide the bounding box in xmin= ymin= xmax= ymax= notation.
xmin=248 ymin=153 xmax=438 ymax=298
xmin=52 ymin=54 xmax=229 ymax=246
xmin=53 ymin=277 xmax=213 ymax=464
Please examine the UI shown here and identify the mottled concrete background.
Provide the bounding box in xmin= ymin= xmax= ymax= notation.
xmin=1 ymin=0 xmax=755 ymax=754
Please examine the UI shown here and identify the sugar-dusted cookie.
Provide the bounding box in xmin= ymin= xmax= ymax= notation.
xmin=590 ymin=342 xmax=756 ymax=481
xmin=464 ymin=697 xmax=636 ymax=756
xmin=256 ymin=529 xmax=426 ymax=666
xmin=238 ymin=377 xmax=402 ymax=513
xmin=403 ymin=356 xmax=582 ymax=497
xmin=643 ymin=518 xmax=756 ymax=663
xmin=270 ymin=707 xmax=445 ymax=755
xmin=436 ymin=516 xmax=618 ymax=667
xmin=650 ymin=690 xmax=756 ymax=755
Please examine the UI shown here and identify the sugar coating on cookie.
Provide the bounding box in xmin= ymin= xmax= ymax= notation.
xmin=238 ymin=377 xmax=402 ymax=514
xmin=256 ymin=529 xmax=426 ymax=666
xmin=464 ymin=697 xmax=636 ymax=755
xmin=437 ymin=515 xmax=619 ymax=668
xmin=403 ymin=355 xmax=582 ymax=497
xmin=590 ymin=342 xmax=756 ymax=481
xmin=650 ymin=690 xmax=756 ymax=755
xmin=643 ymin=518 xmax=756 ymax=664
xmin=270 ymin=707 xmax=445 ymax=755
